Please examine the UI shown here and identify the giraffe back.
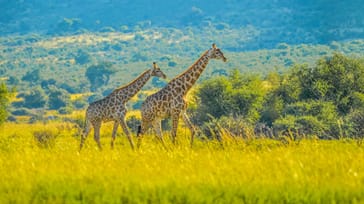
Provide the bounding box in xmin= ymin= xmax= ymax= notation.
xmin=86 ymin=93 xmax=127 ymax=123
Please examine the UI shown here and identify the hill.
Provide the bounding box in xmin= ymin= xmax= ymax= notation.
xmin=1 ymin=0 xmax=364 ymax=49
xmin=2 ymin=31 xmax=364 ymax=94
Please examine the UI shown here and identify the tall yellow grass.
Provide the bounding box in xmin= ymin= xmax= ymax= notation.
xmin=0 ymin=121 xmax=363 ymax=203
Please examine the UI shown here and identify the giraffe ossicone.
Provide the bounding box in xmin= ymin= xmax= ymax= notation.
xmin=79 ymin=62 xmax=166 ymax=150
xmin=137 ymin=44 xmax=227 ymax=147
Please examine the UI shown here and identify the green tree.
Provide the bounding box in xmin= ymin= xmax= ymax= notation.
xmin=21 ymin=86 xmax=47 ymax=109
xmin=286 ymin=53 xmax=364 ymax=114
xmin=269 ymin=54 xmax=364 ymax=138
xmin=193 ymin=76 xmax=231 ymax=123
xmin=22 ymin=69 xmax=41 ymax=85
xmin=48 ymin=87 xmax=71 ymax=110
xmin=85 ymin=62 xmax=116 ymax=92
xmin=75 ymin=50 xmax=93 ymax=65
xmin=273 ymin=100 xmax=338 ymax=138
xmin=193 ymin=70 xmax=267 ymax=124
xmin=228 ymin=71 xmax=267 ymax=123
xmin=314 ymin=53 xmax=364 ymax=114
xmin=0 ymin=82 xmax=10 ymax=125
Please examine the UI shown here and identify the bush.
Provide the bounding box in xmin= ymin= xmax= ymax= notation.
xmin=193 ymin=70 xmax=267 ymax=124
xmin=33 ymin=130 xmax=59 ymax=148
xmin=58 ymin=106 xmax=73 ymax=115
xmin=20 ymin=86 xmax=47 ymax=109
xmin=0 ymin=83 xmax=10 ymax=125
xmin=85 ymin=62 xmax=116 ymax=91
xmin=48 ymin=87 xmax=71 ymax=110
xmin=41 ymin=79 xmax=57 ymax=89
xmin=267 ymin=54 xmax=364 ymax=138
xmin=75 ymin=50 xmax=93 ymax=65
xmin=126 ymin=115 xmax=141 ymax=133
xmin=11 ymin=108 xmax=31 ymax=116
xmin=273 ymin=100 xmax=338 ymax=138
xmin=73 ymin=98 xmax=88 ymax=109
xmin=22 ymin=69 xmax=41 ymax=85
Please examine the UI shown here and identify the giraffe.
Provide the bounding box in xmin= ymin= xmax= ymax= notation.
xmin=80 ymin=62 xmax=166 ymax=150
xmin=137 ymin=44 xmax=227 ymax=147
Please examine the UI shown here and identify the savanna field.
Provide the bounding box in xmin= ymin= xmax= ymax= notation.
xmin=1 ymin=120 xmax=363 ymax=203
xmin=2 ymin=1 xmax=364 ymax=203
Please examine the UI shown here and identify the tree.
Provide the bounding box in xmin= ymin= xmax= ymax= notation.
xmin=193 ymin=70 xmax=267 ymax=124
xmin=22 ymin=69 xmax=41 ymax=85
xmin=314 ymin=53 xmax=364 ymax=114
xmin=0 ymin=83 xmax=10 ymax=125
xmin=85 ymin=62 xmax=116 ymax=91
xmin=75 ymin=50 xmax=93 ymax=65
xmin=268 ymin=54 xmax=364 ymax=138
xmin=284 ymin=53 xmax=364 ymax=114
xmin=273 ymin=100 xmax=338 ymax=138
xmin=193 ymin=76 xmax=231 ymax=123
xmin=48 ymin=87 xmax=71 ymax=110
xmin=21 ymin=86 xmax=47 ymax=108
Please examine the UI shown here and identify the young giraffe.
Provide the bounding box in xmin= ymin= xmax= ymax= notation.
xmin=80 ymin=62 xmax=166 ymax=150
xmin=137 ymin=44 xmax=227 ymax=147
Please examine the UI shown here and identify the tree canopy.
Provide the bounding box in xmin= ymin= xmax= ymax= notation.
xmin=193 ymin=54 xmax=364 ymax=138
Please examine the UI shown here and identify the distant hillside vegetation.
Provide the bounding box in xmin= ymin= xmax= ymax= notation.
xmin=1 ymin=0 xmax=364 ymax=49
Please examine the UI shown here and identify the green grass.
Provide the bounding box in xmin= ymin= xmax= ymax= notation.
xmin=0 ymin=122 xmax=363 ymax=203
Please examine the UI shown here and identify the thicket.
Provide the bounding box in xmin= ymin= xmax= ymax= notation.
xmin=0 ymin=83 xmax=11 ymax=125
xmin=192 ymin=53 xmax=364 ymax=139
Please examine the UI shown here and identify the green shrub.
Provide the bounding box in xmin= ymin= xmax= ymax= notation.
xmin=20 ymin=87 xmax=47 ymax=109
xmin=48 ymin=87 xmax=71 ymax=110
xmin=33 ymin=130 xmax=59 ymax=148
xmin=126 ymin=115 xmax=141 ymax=133
xmin=0 ymin=83 xmax=10 ymax=125
xmin=193 ymin=70 xmax=267 ymax=124
xmin=73 ymin=98 xmax=88 ymax=109
xmin=85 ymin=62 xmax=116 ymax=91
xmin=58 ymin=106 xmax=73 ymax=115
xmin=75 ymin=50 xmax=93 ymax=65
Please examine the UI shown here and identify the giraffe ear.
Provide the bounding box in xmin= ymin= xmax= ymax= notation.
xmin=212 ymin=43 xmax=217 ymax=49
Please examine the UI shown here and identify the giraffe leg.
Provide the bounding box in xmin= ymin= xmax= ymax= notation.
xmin=182 ymin=112 xmax=196 ymax=147
xmin=93 ymin=121 xmax=102 ymax=150
xmin=152 ymin=120 xmax=166 ymax=148
xmin=111 ymin=122 xmax=118 ymax=149
xmin=80 ymin=119 xmax=91 ymax=151
xmin=120 ymin=118 xmax=135 ymax=150
xmin=171 ymin=114 xmax=180 ymax=144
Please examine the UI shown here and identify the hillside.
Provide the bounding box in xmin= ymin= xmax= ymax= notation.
xmin=1 ymin=1 xmax=364 ymax=49
xmin=2 ymin=31 xmax=364 ymax=94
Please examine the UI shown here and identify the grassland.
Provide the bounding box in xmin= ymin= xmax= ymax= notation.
xmin=0 ymin=121 xmax=363 ymax=203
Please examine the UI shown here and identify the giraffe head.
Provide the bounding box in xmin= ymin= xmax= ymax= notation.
xmin=151 ymin=62 xmax=167 ymax=79
xmin=208 ymin=43 xmax=227 ymax=62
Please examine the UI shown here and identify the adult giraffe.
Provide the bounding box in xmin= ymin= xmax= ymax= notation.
xmin=80 ymin=62 xmax=166 ymax=150
xmin=137 ymin=44 xmax=227 ymax=147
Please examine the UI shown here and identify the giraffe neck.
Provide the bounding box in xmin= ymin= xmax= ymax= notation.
xmin=112 ymin=69 xmax=152 ymax=103
xmin=171 ymin=50 xmax=210 ymax=95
